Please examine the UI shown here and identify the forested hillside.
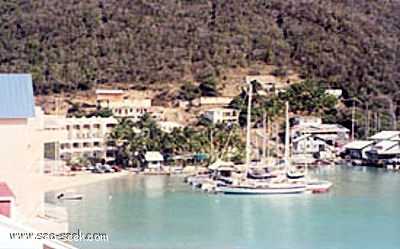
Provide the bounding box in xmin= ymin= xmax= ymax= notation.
xmin=1 ymin=0 xmax=399 ymax=109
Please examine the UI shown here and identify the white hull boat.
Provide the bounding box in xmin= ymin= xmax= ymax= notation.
xmin=219 ymin=184 xmax=307 ymax=195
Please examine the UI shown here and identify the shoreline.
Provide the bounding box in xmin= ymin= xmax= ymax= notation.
xmin=7 ymin=170 xmax=131 ymax=234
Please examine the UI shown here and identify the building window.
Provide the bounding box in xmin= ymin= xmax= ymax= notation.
xmin=73 ymin=143 xmax=79 ymax=149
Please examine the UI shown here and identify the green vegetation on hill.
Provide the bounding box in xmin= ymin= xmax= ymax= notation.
xmin=1 ymin=0 xmax=399 ymax=124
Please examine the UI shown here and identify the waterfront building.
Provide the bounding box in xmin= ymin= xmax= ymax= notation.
xmin=343 ymin=140 xmax=374 ymax=159
xmin=203 ymin=108 xmax=239 ymax=124
xmin=292 ymin=134 xmax=327 ymax=153
xmin=364 ymin=140 xmax=400 ymax=162
xmin=290 ymin=116 xmax=349 ymax=146
xmin=109 ymin=99 xmax=152 ymax=121
xmin=55 ymin=116 xmax=118 ymax=161
xmin=368 ymin=131 xmax=400 ymax=141
xmin=142 ymin=151 xmax=164 ymax=170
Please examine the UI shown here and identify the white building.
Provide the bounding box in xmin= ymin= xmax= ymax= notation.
xmin=292 ymin=134 xmax=327 ymax=154
xmin=55 ymin=116 xmax=118 ymax=161
xmin=369 ymin=131 xmax=400 ymax=141
xmin=204 ymin=108 xmax=239 ymax=124
xmin=290 ymin=116 xmax=322 ymax=127
xmin=158 ymin=121 xmax=184 ymax=133
xmin=143 ymin=151 xmax=164 ymax=170
xmin=291 ymin=116 xmax=349 ymax=146
xmin=109 ymin=99 xmax=152 ymax=121
xmin=343 ymin=140 xmax=374 ymax=159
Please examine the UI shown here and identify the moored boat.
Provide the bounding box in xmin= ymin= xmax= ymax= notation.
xmin=56 ymin=192 xmax=83 ymax=200
xmin=219 ymin=183 xmax=307 ymax=195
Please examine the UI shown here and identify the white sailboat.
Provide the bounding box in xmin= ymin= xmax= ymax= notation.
xmin=219 ymin=85 xmax=306 ymax=195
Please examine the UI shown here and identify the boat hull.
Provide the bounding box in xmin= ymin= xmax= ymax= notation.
xmin=306 ymin=181 xmax=333 ymax=191
xmin=219 ymin=185 xmax=307 ymax=195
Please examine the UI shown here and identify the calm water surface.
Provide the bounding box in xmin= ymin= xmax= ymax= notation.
xmin=48 ymin=166 xmax=400 ymax=249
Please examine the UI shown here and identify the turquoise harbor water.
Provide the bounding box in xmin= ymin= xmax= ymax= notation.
xmin=48 ymin=166 xmax=400 ymax=249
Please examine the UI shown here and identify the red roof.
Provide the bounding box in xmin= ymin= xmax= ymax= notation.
xmin=0 ymin=183 xmax=15 ymax=198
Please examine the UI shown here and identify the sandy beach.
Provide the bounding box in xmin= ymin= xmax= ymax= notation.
xmin=6 ymin=170 xmax=131 ymax=233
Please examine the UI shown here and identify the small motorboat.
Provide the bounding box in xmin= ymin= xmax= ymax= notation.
xmin=56 ymin=192 xmax=83 ymax=200
xmin=286 ymin=171 xmax=305 ymax=179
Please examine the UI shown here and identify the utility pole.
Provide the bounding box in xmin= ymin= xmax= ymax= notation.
xmin=262 ymin=112 xmax=266 ymax=162
xmin=351 ymin=100 xmax=355 ymax=141
xmin=267 ymin=118 xmax=271 ymax=164
xmin=275 ymin=122 xmax=280 ymax=159
xmin=245 ymin=83 xmax=252 ymax=167
xmin=365 ymin=102 xmax=370 ymax=138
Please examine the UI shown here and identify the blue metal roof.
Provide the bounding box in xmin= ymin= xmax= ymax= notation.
xmin=0 ymin=74 xmax=35 ymax=118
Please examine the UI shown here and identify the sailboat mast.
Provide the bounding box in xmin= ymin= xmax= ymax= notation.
xmin=262 ymin=112 xmax=266 ymax=162
xmin=246 ymin=83 xmax=253 ymax=167
xmin=284 ymin=101 xmax=290 ymax=172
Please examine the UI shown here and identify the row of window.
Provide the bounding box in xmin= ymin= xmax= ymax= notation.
xmin=60 ymin=142 xmax=102 ymax=150
xmin=67 ymin=133 xmax=103 ymax=139
xmin=113 ymin=108 xmax=148 ymax=115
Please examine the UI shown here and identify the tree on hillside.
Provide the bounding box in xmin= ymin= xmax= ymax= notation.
xmin=178 ymin=82 xmax=200 ymax=101
xmin=199 ymin=76 xmax=220 ymax=96
xmin=279 ymin=80 xmax=338 ymax=114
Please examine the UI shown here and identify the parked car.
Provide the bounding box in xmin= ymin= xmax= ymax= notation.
xmin=101 ymin=164 xmax=115 ymax=173
xmin=112 ymin=166 xmax=122 ymax=172
xmin=71 ymin=166 xmax=82 ymax=171
xmin=92 ymin=167 xmax=105 ymax=173
xmin=86 ymin=165 xmax=95 ymax=171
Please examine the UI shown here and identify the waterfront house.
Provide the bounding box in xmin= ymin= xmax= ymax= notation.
xmin=369 ymin=131 xmax=400 ymax=141
xmin=292 ymin=134 xmax=327 ymax=154
xmin=204 ymin=108 xmax=239 ymax=124
xmin=291 ymin=116 xmax=349 ymax=147
xmin=343 ymin=140 xmax=374 ymax=159
xmin=363 ymin=140 xmax=400 ymax=163
xmin=143 ymin=151 xmax=164 ymax=170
